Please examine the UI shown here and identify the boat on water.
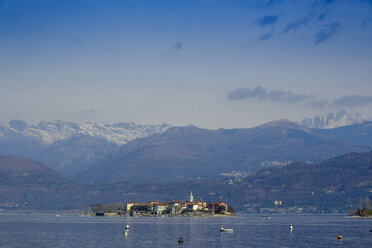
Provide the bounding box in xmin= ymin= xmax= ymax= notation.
xmin=261 ymin=215 xmax=271 ymax=219
xmin=220 ymin=227 xmax=233 ymax=232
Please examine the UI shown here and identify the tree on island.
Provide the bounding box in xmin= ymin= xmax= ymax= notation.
xmin=102 ymin=203 xmax=121 ymax=213
xmin=91 ymin=203 xmax=103 ymax=214
xmin=353 ymin=197 xmax=372 ymax=217
xmin=365 ymin=197 xmax=370 ymax=210
xmin=215 ymin=205 xmax=226 ymax=214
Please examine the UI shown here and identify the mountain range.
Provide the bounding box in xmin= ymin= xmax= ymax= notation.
xmin=0 ymin=112 xmax=371 ymax=180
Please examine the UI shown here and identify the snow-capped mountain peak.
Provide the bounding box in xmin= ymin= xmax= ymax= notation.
xmin=299 ymin=110 xmax=371 ymax=129
xmin=0 ymin=120 xmax=171 ymax=146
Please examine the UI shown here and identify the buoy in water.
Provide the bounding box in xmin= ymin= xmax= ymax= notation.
xmin=177 ymin=237 xmax=184 ymax=243
xmin=125 ymin=224 xmax=130 ymax=230
xmin=289 ymin=224 xmax=294 ymax=230
xmin=336 ymin=235 xmax=343 ymax=240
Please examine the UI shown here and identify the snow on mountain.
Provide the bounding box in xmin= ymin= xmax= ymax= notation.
xmin=299 ymin=110 xmax=371 ymax=129
xmin=0 ymin=120 xmax=171 ymax=146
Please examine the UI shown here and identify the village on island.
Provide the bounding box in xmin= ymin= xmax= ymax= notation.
xmin=92 ymin=192 xmax=235 ymax=217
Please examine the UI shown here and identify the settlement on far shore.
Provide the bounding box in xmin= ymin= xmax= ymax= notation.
xmin=94 ymin=192 xmax=235 ymax=217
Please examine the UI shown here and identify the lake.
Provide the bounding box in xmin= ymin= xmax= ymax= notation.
xmin=0 ymin=214 xmax=371 ymax=247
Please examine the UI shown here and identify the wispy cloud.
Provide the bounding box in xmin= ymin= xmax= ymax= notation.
xmin=163 ymin=42 xmax=183 ymax=56
xmin=332 ymin=95 xmax=372 ymax=107
xmin=283 ymin=14 xmax=314 ymax=33
xmin=227 ymin=86 xmax=308 ymax=103
xmin=314 ymin=22 xmax=342 ymax=45
xmin=311 ymin=0 xmax=334 ymax=8
xmin=259 ymin=31 xmax=274 ymax=41
xmin=173 ymin=42 xmax=183 ymax=50
xmin=255 ymin=0 xmax=282 ymax=8
xmin=256 ymin=15 xmax=278 ymax=27
xmin=318 ymin=12 xmax=328 ymax=21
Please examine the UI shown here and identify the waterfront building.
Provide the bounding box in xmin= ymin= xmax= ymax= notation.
xmin=126 ymin=201 xmax=138 ymax=211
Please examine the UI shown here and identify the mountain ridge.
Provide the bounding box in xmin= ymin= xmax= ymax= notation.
xmin=73 ymin=120 xmax=368 ymax=183
xmin=0 ymin=120 xmax=171 ymax=146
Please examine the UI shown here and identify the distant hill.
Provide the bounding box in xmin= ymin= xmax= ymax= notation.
xmin=315 ymin=121 xmax=372 ymax=147
xmin=221 ymin=151 xmax=372 ymax=211
xmin=300 ymin=110 xmax=371 ymax=129
xmin=0 ymin=156 xmax=62 ymax=181
xmin=0 ymin=156 xmax=129 ymax=210
xmin=0 ymin=156 xmax=67 ymax=209
xmin=73 ymin=120 xmax=367 ymax=183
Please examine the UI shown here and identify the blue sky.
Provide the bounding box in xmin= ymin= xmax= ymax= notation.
xmin=0 ymin=0 xmax=371 ymax=128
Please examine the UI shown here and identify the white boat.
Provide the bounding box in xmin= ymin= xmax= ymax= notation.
xmin=220 ymin=227 xmax=233 ymax=232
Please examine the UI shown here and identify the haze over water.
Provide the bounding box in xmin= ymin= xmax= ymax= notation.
xmin=0 ymin=214 xmax=371 ymax=247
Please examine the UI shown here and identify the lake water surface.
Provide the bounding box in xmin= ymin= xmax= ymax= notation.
xmin=0 ymin=214 xmax=371 ymax=247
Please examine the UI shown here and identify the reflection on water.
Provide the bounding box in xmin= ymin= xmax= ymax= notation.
xmin=0 ymin=214 xmax=371 ymax=247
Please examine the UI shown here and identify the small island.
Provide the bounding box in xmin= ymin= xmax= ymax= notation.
xmin=92 ymin=192 xmax=235 ymax=217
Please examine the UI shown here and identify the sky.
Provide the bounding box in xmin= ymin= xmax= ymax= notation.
xmin=0 ymin=0 xmax=371 ymax=129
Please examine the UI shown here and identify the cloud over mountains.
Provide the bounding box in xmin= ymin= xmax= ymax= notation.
xmin=227 ymin=86 xmax=307 ymax=103
xmin=227 ymin=86 xmax=372 ymax=109
xmin=333 ymin=95 xmax=372 ymax=107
